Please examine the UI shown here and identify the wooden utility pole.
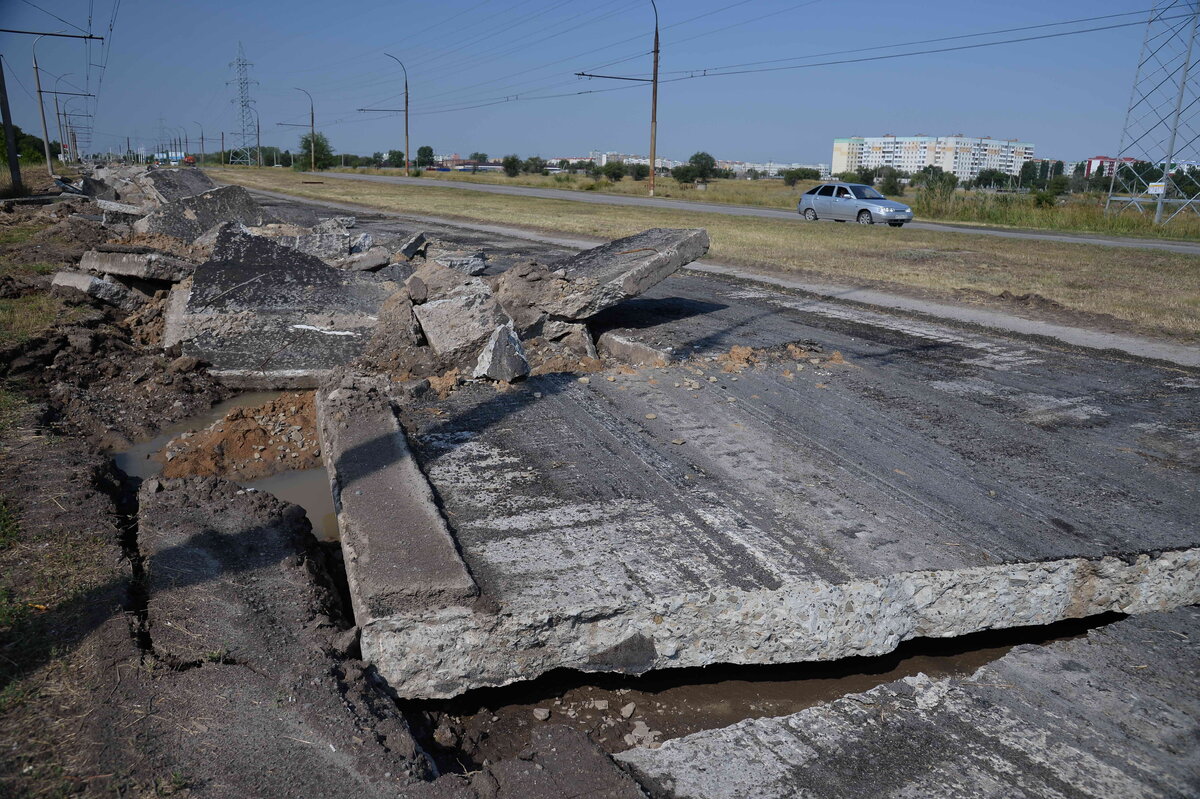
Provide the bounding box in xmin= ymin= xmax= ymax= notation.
xmin=0 ymin=56 xmax=24 ymax=194
xmin=220 ymin=131 xmax=224 ymax=164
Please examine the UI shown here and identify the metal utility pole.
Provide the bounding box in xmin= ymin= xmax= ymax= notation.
xmin=256 ymin=113 xmax=262 ymax=166
xmin=359 ymin=54 xmax=410 ymax=176
xmin=52 ymin=73 xmax=73 ymax=163
xmin=574 ymin=0 xmax=661 ymax=196
xmin=220 ymin=131 xmax=224 ymax=163
xmin=1107 ymin=0 xmax=1200 ymax=224
xmin=0 ymin=56 xmax=24 ymax=194
xmin=228 ymin=43 xmax=257 ymax=165
xmin=649 ymin=0 xmax=660 ymax=196
xmin=194 ymin=122 xmax=205 ymax=166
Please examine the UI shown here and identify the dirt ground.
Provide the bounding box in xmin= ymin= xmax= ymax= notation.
xmin=157 ymin=391 xmax=321 ymax=481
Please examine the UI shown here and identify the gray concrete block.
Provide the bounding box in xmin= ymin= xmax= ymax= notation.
xmin=413 ymin=278 xmax=510 ymax=356
xmin=617 ymin=608 xmax=1200 ymax=799
xmin=596 ymin=330 xmax=673 ymax=366
xmin=134 ymin=185 xmax=272 ymax=241
xmin=52 ymin=270 xmax=145 ymax=310
xmin=140 ymin=167 xmax=217 ymax=203
xmin=473 ymin=323 xmax=529 ymax=382
xmin=316 ymin=380 xmax=478 ymax=628
xmin=80 ymin=250 xmax=194 ymax=282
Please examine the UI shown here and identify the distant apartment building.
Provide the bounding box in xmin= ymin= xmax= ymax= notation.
xmin=832 ymin=135 xmax=1035 ymax=181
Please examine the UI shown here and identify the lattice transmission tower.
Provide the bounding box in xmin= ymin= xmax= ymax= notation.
xmin=1106 ymin=1 xmax=1200 ymax=224
xmin=228 ymin=43 xmax=257 ymax=166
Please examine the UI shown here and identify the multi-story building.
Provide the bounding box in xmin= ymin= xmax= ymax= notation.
xmin=832 ymin=135 xmax=1035 ymax=181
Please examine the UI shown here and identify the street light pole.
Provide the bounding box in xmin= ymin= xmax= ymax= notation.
xmin=295 ymin=87 xmax=315 ymax=172
xmin=194 ymin=121 xmax=204 ymax=166
xmin=53 ymin=73 xmax=73 ymax=163
xmin=648 ymin=0 xmax=660 ymax=196
xmin=384 ymin=54 xmax=410 ymax=177
xmin=31 ymin=35 xmax=55 ymax=176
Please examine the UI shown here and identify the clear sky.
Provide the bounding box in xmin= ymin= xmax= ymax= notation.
xmin=0 ymin=0 xmax=1155 ymax=164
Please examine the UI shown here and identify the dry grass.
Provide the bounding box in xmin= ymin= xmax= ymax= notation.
xmin=0 ymin=294 xmax=67 ymax=346
xmin=215 ymin=168 xmax=1200 ymax=340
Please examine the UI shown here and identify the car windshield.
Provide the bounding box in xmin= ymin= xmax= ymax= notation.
xmin=851 ymin=186 xmax=886 ymax=200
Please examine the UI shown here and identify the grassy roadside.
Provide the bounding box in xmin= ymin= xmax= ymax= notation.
xmin=325 ymin=165 xmax=1200 ymax=242
xmin=216 ymin=168 xmax=1199 ymax=341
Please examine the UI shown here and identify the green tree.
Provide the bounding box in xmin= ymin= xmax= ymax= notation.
xmin=972 ymin=169 xmax=1008 ymax=189
xmin=781 ymin=167 xmax=819 ymax=186
xmin=1019 ymin=160 xmax=1041 ymax=189
xmin=469 ymin=152 xmax=488 ymax=173
xmin=0 ymin=124 xmax=61 ymax=165
xmin=834 ymin=171 xmax=861 ymax=183
xmin=630 ymin=163 xmax=650 ymax=181
xmin=416 ymin=145 xmax=435 ymax=167
xmin=858 ymin=166 xmax=878 ymax=185
xmin=297 ymin=132 xmax=335 ymax=170
xmin=602 ymin=160 xmax=627 ymax=181
xmin=1047 ymin=174 xmax=1070 ymax=195
xmin=523 ymin=155 xmax=547 ymax=174
xmin=371 ymin=151 xmax=384 ymax=166
xmin=879 ymin=168 xmax=905 ymax=196
xmin=501 ymin=154 xmax=522 ymax=177
xmin=383 ymin=149 xmax=405 ymax=168
xmin=688 ymin=151 xmax=716 ymax=182
xmin=672 ymin=164 xmax=699 ymax=184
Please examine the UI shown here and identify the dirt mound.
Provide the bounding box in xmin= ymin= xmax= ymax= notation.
xmin=113 ymin=231 xmax=207 ymax=261
xmin=996 ymin=290 xmax=1067 ymax=311
xmin=1 ymin=302 xmax=228 ymax=450
xmin=158 ymin=391 xmax=321 ymax=480
xmin=716 ymin=345 xmax=761 ymax=372
xmin=5 ymin=216 xmax=107 ymax=267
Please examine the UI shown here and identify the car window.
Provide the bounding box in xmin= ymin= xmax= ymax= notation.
xmin=816 ymin=185 xmax=835 ymax=197
xmin=851 ymin=186 xmax=885 ymax=200
xmin=835 ymin=186 xmax=852 ymax=198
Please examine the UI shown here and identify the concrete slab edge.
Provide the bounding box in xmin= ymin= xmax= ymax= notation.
xmin=316 ymin=382 xmax=479 ymax=626
xmin=362 ymin=546 xmax=1200 ymax=699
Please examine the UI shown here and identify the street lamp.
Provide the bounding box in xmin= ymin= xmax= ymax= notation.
xmin=384 ymin=54 xmax=410 ymax=177
xmin=296 ymin=87 xmax=314 ymax=172
xmin=31 ymin=35 xmax=55 ymax=176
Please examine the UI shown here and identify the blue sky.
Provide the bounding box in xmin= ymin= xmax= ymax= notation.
xmin=1 ymin=1 xmax=1150 ymax=163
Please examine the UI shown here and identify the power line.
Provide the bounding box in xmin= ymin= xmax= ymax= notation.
xmin=17 ymin=0 xmax=89 ymax=35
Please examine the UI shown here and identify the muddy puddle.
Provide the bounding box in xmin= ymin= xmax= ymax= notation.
xmin=420 ymin=615 xmax=1115 ymax=767
xmin=111 ymin=392 xmax=338 ymax=540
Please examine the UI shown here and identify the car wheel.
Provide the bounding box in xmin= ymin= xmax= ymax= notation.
xmin=888 ymin=222 xmax=904 ymax=227
xmin=803 ymin=208 xmax=818 ymax=221
xmin=857 ymin=210 xmax=874 ymax=225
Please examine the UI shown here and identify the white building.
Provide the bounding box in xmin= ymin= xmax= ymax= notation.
xmin=832 ymin=135 xmax=1035 ymax=181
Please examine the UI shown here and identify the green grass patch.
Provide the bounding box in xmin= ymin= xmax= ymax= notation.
xmin=0 ymin=293 xmax=65 ymax=346
xmin=0 ymin=226 xmax=39 ymax=246
xmin=0 ymin=503 xmax=18 ymax=549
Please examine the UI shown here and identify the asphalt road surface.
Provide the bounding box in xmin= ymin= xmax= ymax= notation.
xmin=306 ymin=171 xmax=1200 ymax=256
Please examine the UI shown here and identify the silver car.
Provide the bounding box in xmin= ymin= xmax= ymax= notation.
xmin=798 ymin=182 xmax=912 ymax=226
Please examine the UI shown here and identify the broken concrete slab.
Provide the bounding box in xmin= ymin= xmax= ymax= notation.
xmin=596 ymin=330 xmax=672 ymax=367
xmin=316 ymin=379 xmax=478 ymax=625
xmin=314 ymin=215 xmax=356 ymax=232
xmin=163 ymin=235 xmax=395 ymax=387
xmin=356 ymin=363 xmax=1200 ymax=698
xmin=412 ymin=277 xmax=511 ymax=356
xmin=209 ymin=224 xmax=329 ymax=270
xmin=399 ymin=232 xmax=428 ymax=260
xmin=52 ymin=270 xmax=146 ymax=310
xmin=339 ymin=246 xmax=392 ymax=272
xmin=617 ymin=608 xmax=1200 ymax=799
xmin=473 ymin=323 xmax=530 ymax=382
xmin=80 ymin=249 xmax=194 ymax=282
xmin=134 ymin=185 xmax=272 ymax=242
xmin=434 ymin=249 xmax=489 ymax=276
xmin=95 ymin=198 xmax=143 ymax=215
xmin=139 ymin=167 xmax=217 ymax=203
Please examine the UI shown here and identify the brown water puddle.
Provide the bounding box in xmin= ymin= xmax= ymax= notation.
xmin=418 ymin=615 xmax=1114 ymax=768
xmin=111 ymin=392 xmax=338 ymax=540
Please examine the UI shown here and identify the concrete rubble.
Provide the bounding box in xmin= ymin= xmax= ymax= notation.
xmin=617 ymin=608 xmax=1200 ymax=799
xmin=134 ymin=184 xmax=274 ymax=240
xmin=51 ymin=270 xmax=146 ymax=310
xmin=80 ymin=248 xmax=194 ymax=282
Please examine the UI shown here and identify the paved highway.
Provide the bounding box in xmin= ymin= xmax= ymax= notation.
xmin=307 ymin=171 xmax=1200 ymax=256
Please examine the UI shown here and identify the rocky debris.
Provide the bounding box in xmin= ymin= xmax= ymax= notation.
xmin=51 ymin=270 xmax=146 ymax=310
xmin=314 ymin=215 xmax=357 ymax=232
xmin=95 ymin=198 xmax=143 ymax=215
xmin=134 ymin=184 xmax=273 ymax=241
xmin=339 ymin=245 xmax=393 ymax=272
xmin=81 ymin=175 xmax=118 ymax=200
xmin=166 ymin=228 xmax=396 ymax=387
xmin=596 ymin=331 xmax=672 ymax=367
xmin=399 ymin=231 xmax=428 ymax=259
xmin=618 ymin=608 xmax=1200 ymax=799
xmin=80 ymin=249 xmax=194 ymax=282
xmin=413 ymin=274 xmax=512 ymax=357
xmin=157 ymin=391 xmax=321 ymax=480
xmin=494 ymin=228 xmax=709 ymax=326
xmin=138 ymin=167 xmax=217 ymax=203
xmin=432 ymin=248 xmax=489 ymax=276
xmin=473 ymin=323 xmax=530 ymax=382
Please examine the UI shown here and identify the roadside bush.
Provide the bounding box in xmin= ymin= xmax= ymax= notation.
xmin=501 ymin=155 xmax=521 ymax=177
xmin=602 ymin=161 xmax=627 ymax=182
xmin=672 ymin=164 xmax=698 ymax=184
xmin=1033 ymin=190 xmax=1056 ymax=208
xmin=630 ymin=163 xmax=650 ymax=181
